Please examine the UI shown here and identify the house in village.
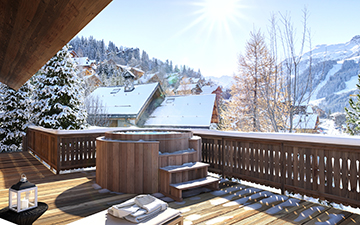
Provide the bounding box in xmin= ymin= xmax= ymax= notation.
xmin=72 ymin=52 xmax=102 ymax=91
xmin=175 ymin=77 xmax=202 ymax=95
xmin=116 ymin=64 xmax=145 ymax=80
xmin=88 ymin=81 xmax=219 ymax=129
xmin=144 ymin=94 xmax=218 ymax=129
xmin=87 ymin=82 xmax=164 ymax=127
xmin=200 ymin=85 xmax=222 ymax=103
xmin=292 ymin=106 xmax=320 ymax=133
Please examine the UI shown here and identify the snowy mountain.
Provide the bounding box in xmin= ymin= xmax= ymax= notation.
xmin=296 ymin=36 xmax=360 ymax=113
xmin=205 ymin=75 xmax=233 ymax=89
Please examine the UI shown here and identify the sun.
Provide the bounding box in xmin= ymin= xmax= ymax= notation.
xmin=174 ymin=0 xmax=246 ymax=43
xmin=202 ymin=0 xmax=238 ymax=23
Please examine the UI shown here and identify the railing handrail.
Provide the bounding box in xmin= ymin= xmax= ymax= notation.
xmin=27 ymin=125 xmax=121 ymax=136
xmin=194 ymin=129 xmax=360 ymax=209
xmin=192 ymin=129 xmax=360 ymax=148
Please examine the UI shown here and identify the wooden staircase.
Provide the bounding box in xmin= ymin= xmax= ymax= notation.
xmin=159 ymin=162 xmax=220 ymax=202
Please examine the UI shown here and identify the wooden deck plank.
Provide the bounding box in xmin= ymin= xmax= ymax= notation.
xmin=339 ymin=214 xmax=360 ymax=225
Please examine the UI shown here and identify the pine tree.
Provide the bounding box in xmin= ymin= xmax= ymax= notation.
xmin=32 ymin=45 xmax=87 ymax=130
xmin=345 ymin=73 xmax=360 ymax=135
xmin=0 ymin=81 xmax=32 ymax=152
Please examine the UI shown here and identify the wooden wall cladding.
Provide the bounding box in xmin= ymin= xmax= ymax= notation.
xmin=0 ymin=0 xmax=112 ymax=89
xmin=96 ymin=138 xmax=159 ymax=194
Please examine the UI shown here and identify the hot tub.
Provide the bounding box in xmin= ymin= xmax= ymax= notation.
xmin=96 ymin=129 xmax=201 ymax=194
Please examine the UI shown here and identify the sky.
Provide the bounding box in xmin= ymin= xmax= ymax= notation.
xmin=77 ymin=0 xmax=360 ymax=78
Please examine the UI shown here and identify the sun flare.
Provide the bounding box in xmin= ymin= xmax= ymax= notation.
xmin=203 ymin=0 xmax=238 ymax=23
xmin=173 ymin=0 xmax=246 ymax=45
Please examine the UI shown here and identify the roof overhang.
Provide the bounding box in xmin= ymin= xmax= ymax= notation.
xmin=0 ymin=0 xmax=112 ymax=90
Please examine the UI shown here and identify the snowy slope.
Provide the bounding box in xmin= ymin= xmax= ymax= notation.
xmin=205 ymin=75 xmax=233 ymax=89
xmin=306 ymin=36 xmax=360 ymax=62
xmin=300 ymin=36 xmax=360 ymax=112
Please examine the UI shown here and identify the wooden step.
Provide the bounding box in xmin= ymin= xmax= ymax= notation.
xmin=170 ymin=176 xmax=220 ymax=190
xmin=159 ymin=162 xmax=209 ymax=193
xmin=159 ymin=162 xmax=209 ymax=173
xmin=166 ymin=176 xmax=220 ymax=202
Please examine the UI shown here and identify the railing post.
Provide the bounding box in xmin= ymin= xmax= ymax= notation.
xmin=222 ymin=138 xmax=225 ymax=179
xmin=280 ymin=142 xmax=285 ymax=195
xmin=22 ymin=129 xmax=28 ymax=152
xmin=56 ymin=136 xmax=61 ymax=175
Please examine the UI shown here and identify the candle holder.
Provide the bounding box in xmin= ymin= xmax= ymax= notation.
xmin=8 ymin=174 xmax=38 ymax=213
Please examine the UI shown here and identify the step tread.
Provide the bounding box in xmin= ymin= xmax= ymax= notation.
xmin=159 ymin=162 xmax=209 ymax=173
xmin=170 ymin=176 xmax=220 ymax=190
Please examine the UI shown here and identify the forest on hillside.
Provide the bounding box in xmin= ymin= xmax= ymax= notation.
xmin=69 ymin=36 xmax=204 ymax=91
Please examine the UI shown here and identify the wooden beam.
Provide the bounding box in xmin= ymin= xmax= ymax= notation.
xmin=0 ymin=0 xmax=112 ymax=90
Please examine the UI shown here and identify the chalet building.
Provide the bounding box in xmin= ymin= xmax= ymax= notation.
xmin=72 ymin=54 xmax=102 ymax=89
xmin=175 ymin=77 xmax=203 ymax=95
xmin=139 ymin=73 xmax=164 ymax=87
xmin=87 ymin=83 xmax=164 ymax=127
xmin=200 ymin=85 xmax=222 ymax=104
xmin=144 ymin=94 xmax=218 ymax=129
xmin=116 ymin=64 xmax=145 ymax=80
xmin=292 ymin=106 xmax=320 ymax=133
xmin=175 ymin=83 xmax=202 ymax=95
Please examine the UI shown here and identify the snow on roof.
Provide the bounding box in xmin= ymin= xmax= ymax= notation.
xmin=73 ymin=57 xmax=96 ymax=67
xmin=293 ymin=114 xmax=318 ymax=130
xmin=87 ymin=83 xmax=159 ymax=116
xmin=131 ymin=67 xmax=145 ymax=73
xmin=306 ymin=106 xmax=313 ymax=114
xmin=177 ymin=83 xmax=198 ymax=92
xmin=144 ymin=94 xmax=216 ymax=128
xmin=182 ymin=77 xmax=200 ymax=84
xmin=201 ymin=85 xmax=218 ymax=95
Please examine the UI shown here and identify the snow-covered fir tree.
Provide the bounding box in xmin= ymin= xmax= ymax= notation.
xmin=345 ymin=73 xmax=360 ymax=135
xmin=0 ymin=81 xmax=31 ymax=152
xmin=32 ymin=45 xmax=87 ymax=130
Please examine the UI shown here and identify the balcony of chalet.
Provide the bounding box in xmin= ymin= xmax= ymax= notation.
xmin=1 ymin=2 xmax=360 ymax=224
xmin=1 ymin=126 xmax=360 ymax=224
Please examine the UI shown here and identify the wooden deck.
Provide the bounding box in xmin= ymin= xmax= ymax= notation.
xmin=0 ymin=152 xmax=359 ymax=225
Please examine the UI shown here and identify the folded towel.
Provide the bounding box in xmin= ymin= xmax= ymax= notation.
xmin=108 ymin=195 xmax=168 ymax=223
xmin=124 ymin=206 xmax=163 ymax=223
xmin=108 ymin=198 xmax=140 ymax=218
xmin=135 ymin=195 xmax=167 ymax=213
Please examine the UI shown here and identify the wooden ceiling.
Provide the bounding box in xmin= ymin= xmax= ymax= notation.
xmin=0 ymin=0 xmax=112 ymax=90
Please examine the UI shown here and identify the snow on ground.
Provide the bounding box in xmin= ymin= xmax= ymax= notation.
xmin=318 ymin=118 xmax=347 ymax=136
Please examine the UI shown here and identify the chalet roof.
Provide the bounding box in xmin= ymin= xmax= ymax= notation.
xmin=293 ymin=114 xmax=319 ymax=130
xmin=117 ymin=64 xmax=144 ymax=74
xmin=144 ymin=94 xmax=216 ymax=128
xmin=181 ymin=77 xmax=200 ymax=84
xmin=73 ymin=57 xmax=96 ymax=67
xmin=0 ymin=0 xmax=112 ymax=90
xmin=176 ymin=83 xmax=198 ymax=92
xmin=201 ymin=85 xmax=219 ymax=95
xmin=87 ymin=83 xmax=160 ymax=117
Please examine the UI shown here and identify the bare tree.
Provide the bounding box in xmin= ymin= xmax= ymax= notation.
xmin=85 ymin=95 xmax=110 ymax=127
xmin=278 ymin=8 xmax=314 ymax=132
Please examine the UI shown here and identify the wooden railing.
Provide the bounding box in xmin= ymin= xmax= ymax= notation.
xmin=24 ymin=126 xmax=120 ymax=174
xmin=192 ymin=130 xmax=360 ymax=209
xmin=24 ymin=126 xmax=360 ymax=208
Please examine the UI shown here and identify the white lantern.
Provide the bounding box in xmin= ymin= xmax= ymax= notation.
xmin=9 ymin=174 xmax=38 ymax=213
